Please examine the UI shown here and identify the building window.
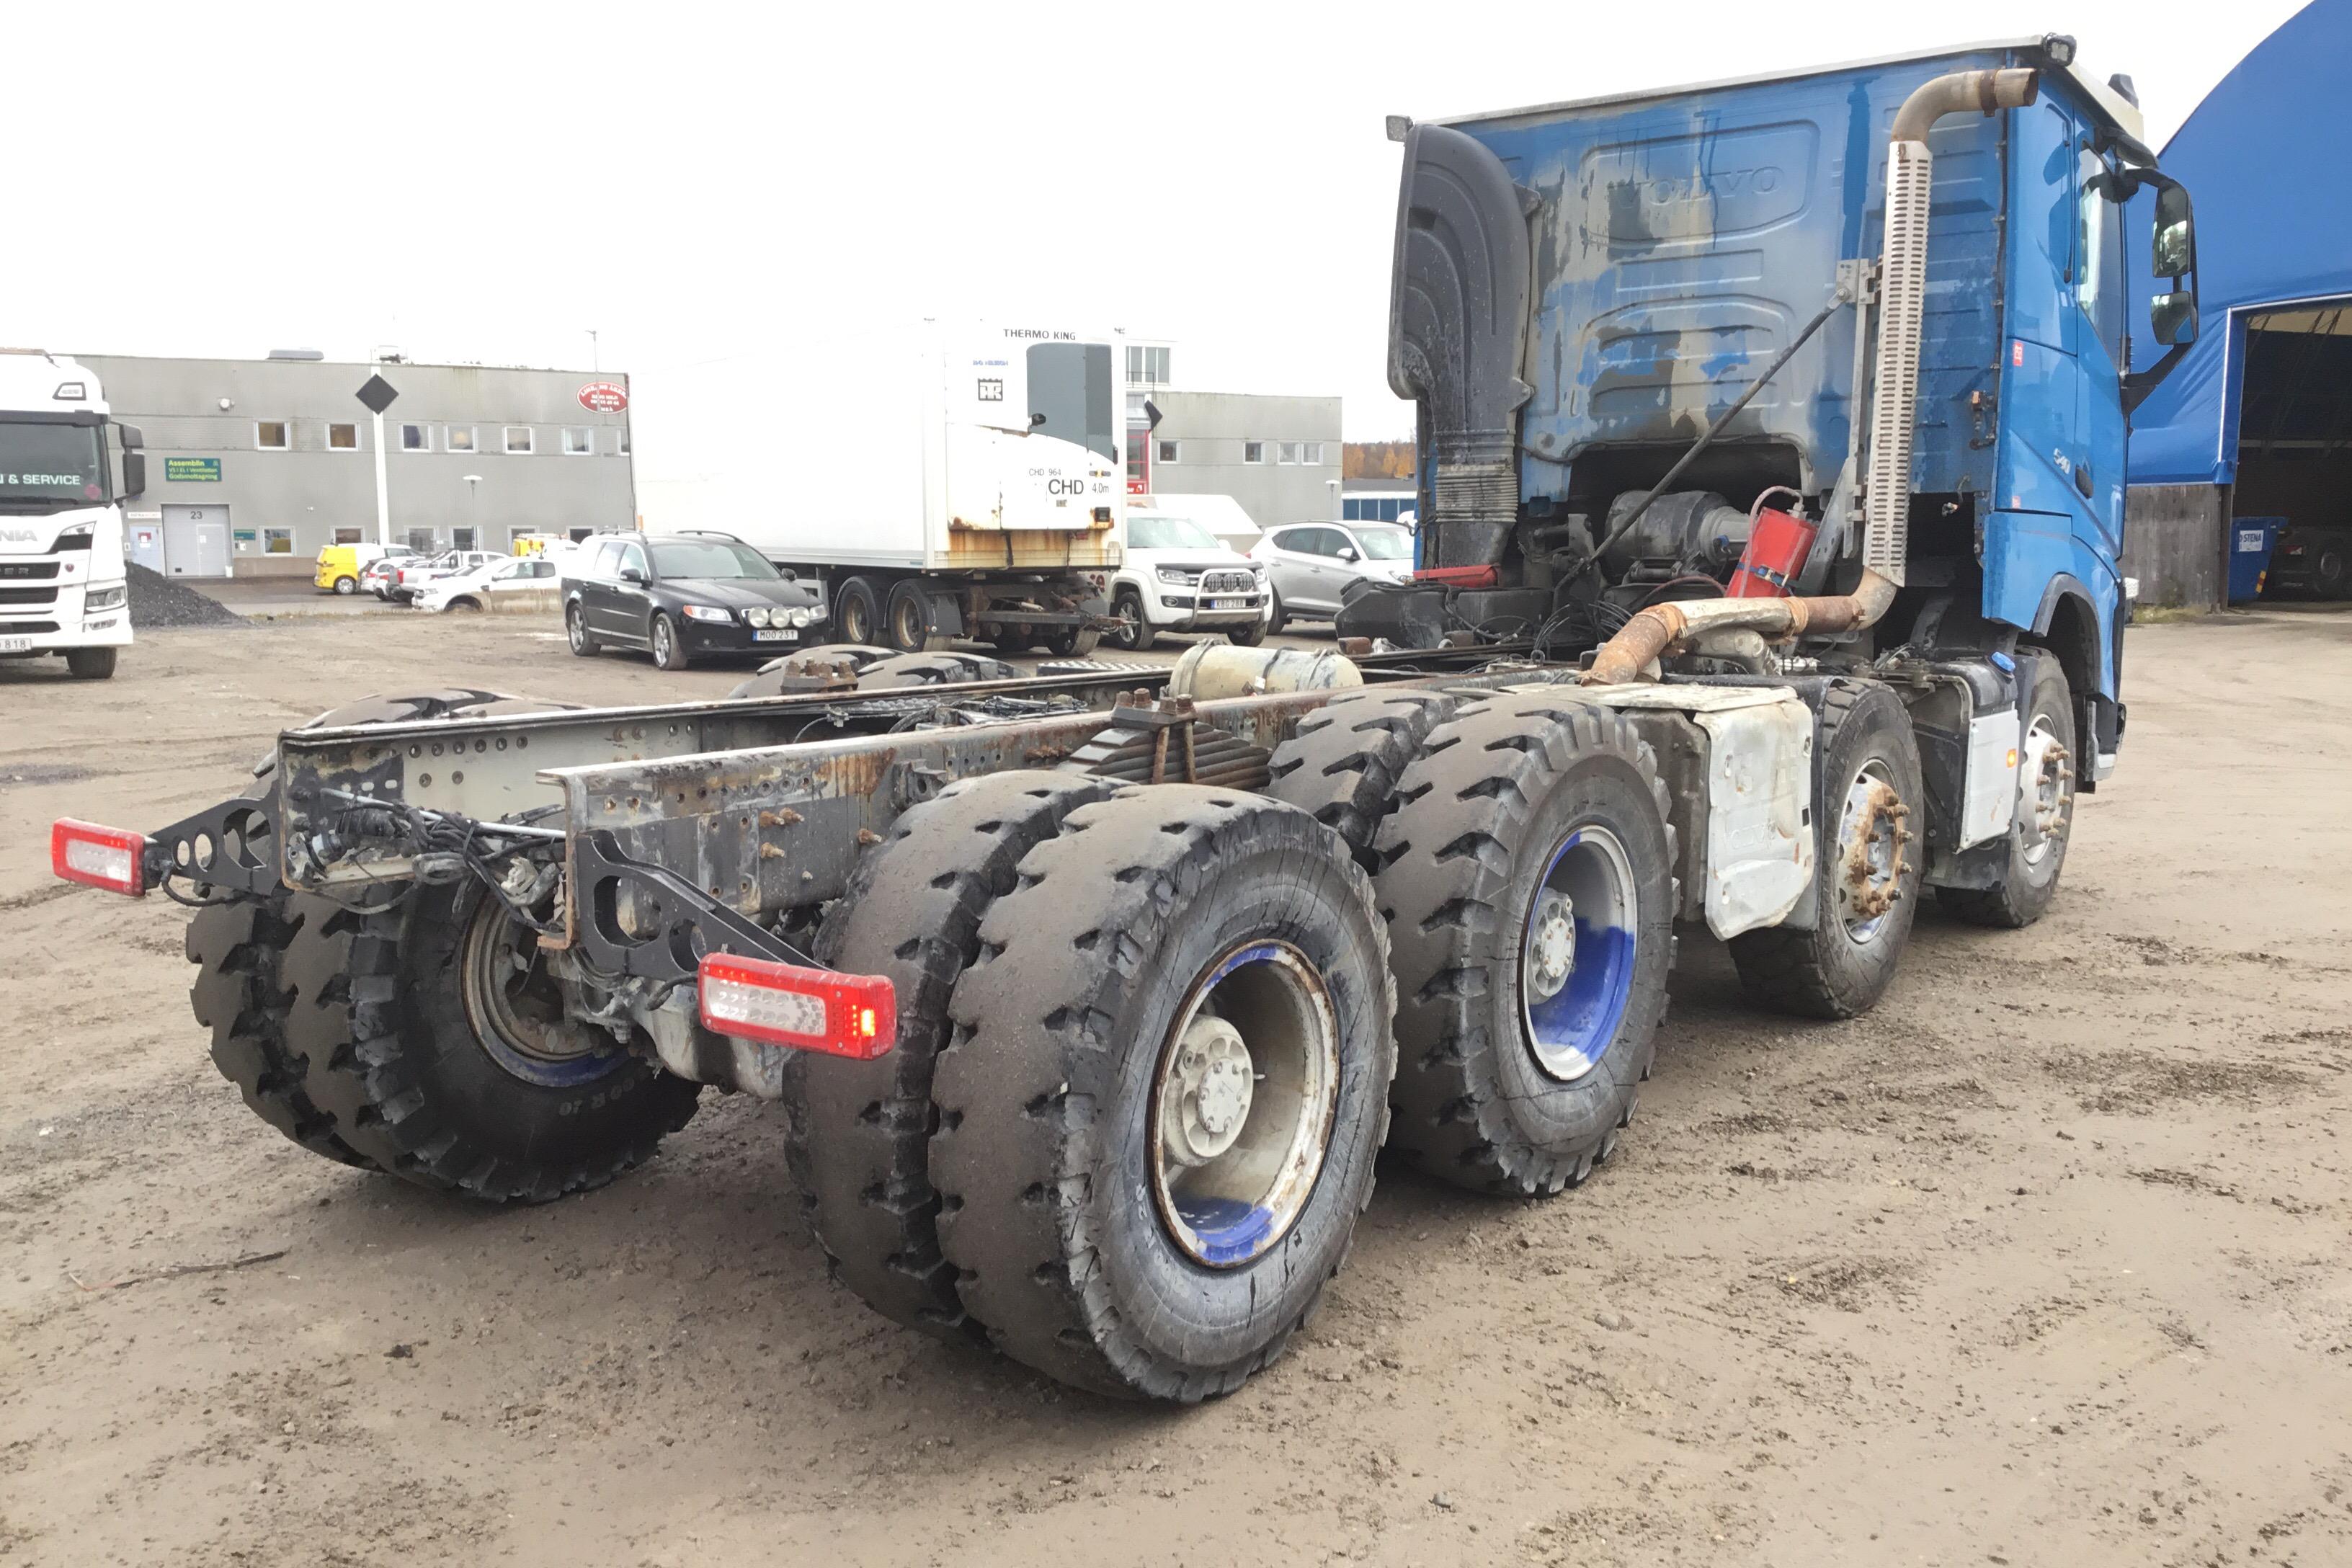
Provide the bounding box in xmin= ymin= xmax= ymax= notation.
xmin=1301 ymin=442 xmax=1324 ymax=466
xmin=562 ymin=426 xmax=593 ymax=455
xmin=1124 ymin=344 xmax=1170 ymax=386
xmin=334 ymin=527 xmax=363 ymax=545
xmin=616 ymin=427 xmax=631 ymax=456
xmin=1243 ymin=441 xmax=1265 ymax=464
xmin=1157 ymin=440 xmax=1180 ymax=464
xmin=447 ymin=425 xmax=477 ymax=453
xmin=453 ymin=527 xmax=478 ymax=551
xmin=1277 ymin=442 xmax=1300 ymax=465
xmin=327 ymin=423 xmax=359 ymax=451
xmin=504 ymin=427 xmax=534 ymax=455
xmin=254 ymin=421 xmax=289 ymax=450
xmin=406 ymin=528 xmax=438 ymax=551
xmin=262 ymin=527 xmax=294 ymax=554
xmin=401 ymin=423 xmax=430 ymax=452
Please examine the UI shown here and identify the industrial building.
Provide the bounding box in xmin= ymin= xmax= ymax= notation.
xmin=2126 ymin=0 xmax=2351 ymax=605
xmin=1120 ymin=342 xmax=1343 ymax=535
xmin=79 ymin=352 xmax=637 ymax=578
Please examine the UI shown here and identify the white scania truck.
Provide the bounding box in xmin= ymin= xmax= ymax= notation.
xmin=721 ymin=321 xmax=1126 ymax=656
xmin=0 ymin=352 xmax=139 ymax=679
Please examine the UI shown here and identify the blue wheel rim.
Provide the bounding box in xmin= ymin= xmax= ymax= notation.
xmin=1519 ymin=826 xmax=1639 ymax=1082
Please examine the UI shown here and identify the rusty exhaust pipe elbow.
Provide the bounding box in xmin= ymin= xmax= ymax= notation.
xmin=1582 ymin=602 xmax=1687 ymax=685
xmin=1889 ymin=67 xmax=2039 ymax=143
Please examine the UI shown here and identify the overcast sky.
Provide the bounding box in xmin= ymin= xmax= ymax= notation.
xmin=6 ymin=0 xmax=2307 ymax=514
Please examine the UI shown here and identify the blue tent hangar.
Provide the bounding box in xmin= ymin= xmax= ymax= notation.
xmin=2125 ymin=0 xmax=2352 ymax=602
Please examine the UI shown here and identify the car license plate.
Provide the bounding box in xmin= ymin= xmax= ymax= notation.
xmin=1205 ymin=598 xmax=1235 ymax=610
xmin=0 ymin=636 xmax=30 ymax=654
xmin=754 ymin=628 xmax=798 ymax=642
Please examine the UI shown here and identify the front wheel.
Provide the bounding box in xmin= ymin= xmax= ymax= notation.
xmin=932 ymin=788 xmax=1396 ymax=1401
xmin=1108 ymin=588 xmax=1157 ymax=652
xmin=650 ymin=612 xmax=689 ymax=670
xmin=66 ymin=647 xmax=117 ymax=680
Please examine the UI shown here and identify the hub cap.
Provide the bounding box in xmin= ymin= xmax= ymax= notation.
xmin=460 ymin=901 xmax=629 ymax=1087
xmin=1149 ymin=941 xmax=1339 ymax=1268
xmin=1519 ymin=827 xmax=1638 ymax=1081
xmin=1834 ymin=762 xmax=1912 ymax=942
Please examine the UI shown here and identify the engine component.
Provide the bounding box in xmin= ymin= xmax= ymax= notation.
xmin=1727 ymin=489 xmax=1820 ymax=598
xmin=1598 ymin=489 xmax=1750 ymax=582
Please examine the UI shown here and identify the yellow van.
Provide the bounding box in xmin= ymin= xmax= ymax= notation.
xmin=313 ymin=543 xmax=381 ymax=594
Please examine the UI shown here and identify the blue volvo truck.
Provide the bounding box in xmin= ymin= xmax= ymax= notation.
xmin=62 ymin=33 xmax=2196 ymax=1401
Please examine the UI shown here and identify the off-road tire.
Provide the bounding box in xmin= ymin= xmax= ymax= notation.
xmin=1109 ymin=589 xmax=1157 ymax=652
xmin=275 ymin=879 xmax=700 ymax=1201
xmin=189 ymin=891 xmax=381 ymax=1171
xmin=1374 ymin=691 xmax=1678 ymax=1197
xmin=931 ymin=787 xmax=1396 ymax=1401
xmin=1938 ymin=659 xmax=2075 ymax=930
xmin=66 ymin=647 xmax=117 ymax=680
xmin=1263 ymin=687 xmax=1459 ymax=872
xmin=1729 ymin=680 xmax=1925 ymax=1018
xmin=782 ymin=771 xmax=1115 ymax=1342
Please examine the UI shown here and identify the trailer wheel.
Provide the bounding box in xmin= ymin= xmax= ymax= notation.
xmin=1108 ymin=588 xmax=1157 ymax=652
xmin=851 ymin=651 xmax=1022 ymax=689
xmin=1374 ymin=692 xmax=1677 ymax=1197
xmin=834 ymin=576 xmax=883 ymax=646
xmin=783 ymin=771 xmax=1115 ymax=1341
xmin=932 ymin=787 xmax=1395 ymax=1400
xmin=886 ymin=579 xmax=956 ymax=654
xmin=1729 ymin=681 xmax=1924 ymax=1018
xmin=1938 ymin=661 xmax=2075 ymax=929
xmin=1041 ymin=625 xmax=1100 ymax=658
xmin=1263 ymin=687 xmax=1458 ymax=871
xmin=272 ymin=880 xmax=700 ymax=1202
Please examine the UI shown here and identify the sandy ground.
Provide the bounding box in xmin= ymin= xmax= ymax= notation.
xmin=2 ymin=607 xmax=2348 ymax=1567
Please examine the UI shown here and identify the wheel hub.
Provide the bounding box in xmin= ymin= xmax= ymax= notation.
xmin=1159 ymin=1015 xmax=1257 ymax=1167
xmin=460 ymin=898 xmax=625 ymax=1087
xmin=1527 ymin=891 xmax=1577 ymax=1001
xmin=2019 ymin=719 xmax=2072 ymax=865
xmin=1834 ymin=767 xmax=1912 ymax=939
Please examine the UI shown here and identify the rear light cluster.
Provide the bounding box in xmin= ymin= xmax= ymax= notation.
xmin=52 ymin=819 xmax=146 ymax=896
xmin=698 ymin=953 xmax=896 ymax=1059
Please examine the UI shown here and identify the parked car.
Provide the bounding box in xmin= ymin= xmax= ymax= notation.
xmin=358 ymin=550 xmax=422 ymax=600
xmin=313 ymin=542 xmax=412 ymax=596
xmin=1105 ymin=512 xmax=1270 ymax=652
xmin=388 ymin=551 xmax=499 ymax=604
xmin=564 ymin=532 xmax=829 ymax=671
xmin=1249 ymin=522 xmax=1417 ymax=629
xmin=413 ymin=555 xmax=563 ymax=612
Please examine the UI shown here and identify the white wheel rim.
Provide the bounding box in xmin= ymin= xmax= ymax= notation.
xmin=1834 ymin=761 xmax=1912 ymax=943
xmin=1148 ymin=940 xmax=1340 ymax=1269
xmin=2018 ymin=713 xmax=2072 ymax=868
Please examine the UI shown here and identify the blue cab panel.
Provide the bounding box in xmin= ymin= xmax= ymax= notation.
xmin=1441 ymin=44 xmax=2130 ymax=694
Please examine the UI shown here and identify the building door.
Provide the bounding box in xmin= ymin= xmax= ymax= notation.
xmin=161 ymin=504 xmax=232 ymax=577
xmin=127 ymin=519 xmax=166 ymax=574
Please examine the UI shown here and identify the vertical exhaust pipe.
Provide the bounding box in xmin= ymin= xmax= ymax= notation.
xmin=1583 ymin=66 xmax=2039 ymax=685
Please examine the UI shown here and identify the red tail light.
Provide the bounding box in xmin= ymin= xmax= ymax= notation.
xmin=698 ymin=953 xmax=896 ymax=1059
xmin=52 ymin=819 xmax=147 ymax=897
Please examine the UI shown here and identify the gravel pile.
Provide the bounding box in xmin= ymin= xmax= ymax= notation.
xmin=127 ymin=564 xmax=246 ymax=628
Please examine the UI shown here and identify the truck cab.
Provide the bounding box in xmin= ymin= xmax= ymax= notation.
xmin=0 ymin=352 xmax=138 ymax=679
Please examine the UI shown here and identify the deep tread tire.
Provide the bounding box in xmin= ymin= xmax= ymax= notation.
xmin=1729 ymin=680 xmax=1925 ymax=1018
xmin=1264 ymin=687 xmax=1459 ymax=871
xmin=188 ymin=892 xmax=380 ymax=1171
xmin=852 ymin=651 xmax=1023 ymax=690
xmin=278 ymin=881 xmax=701 ymax=1202
xmin=931 ymin=787 xmax=1396 ymax=1401
xmin=1938 ymin=660 xmax=2075 ymax=930
xmin=1374 ymin=691 xmax=1677 ymax=1198
xmin=783 ymin=771 xmax=1115 ymax=1342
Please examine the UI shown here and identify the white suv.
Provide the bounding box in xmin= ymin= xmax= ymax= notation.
xmin=1249 ymin=522 xmax=1416 ymax=630
xmin=1108 ymin=512 xmax=1271 ymax=651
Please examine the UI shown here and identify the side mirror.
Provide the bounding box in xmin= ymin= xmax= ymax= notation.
xmin=619 ymin=566 xmax=646 ymax=584
xmin=2152 ymin=290 xmax=2199 ymax=346
xmin=2152 ymin=182 xmax=2195 ymax=277
xmin=121 ymin=451 xmax=146 ymax=499
xmin=1028 ymin=411 xmax=1048 ymax=429
xmin=1336 ymin=545 xmax=1360 ymax=564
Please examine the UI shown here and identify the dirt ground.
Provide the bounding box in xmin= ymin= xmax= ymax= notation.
xmin=4 ymin=606 xmax=2348 ymax=1567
